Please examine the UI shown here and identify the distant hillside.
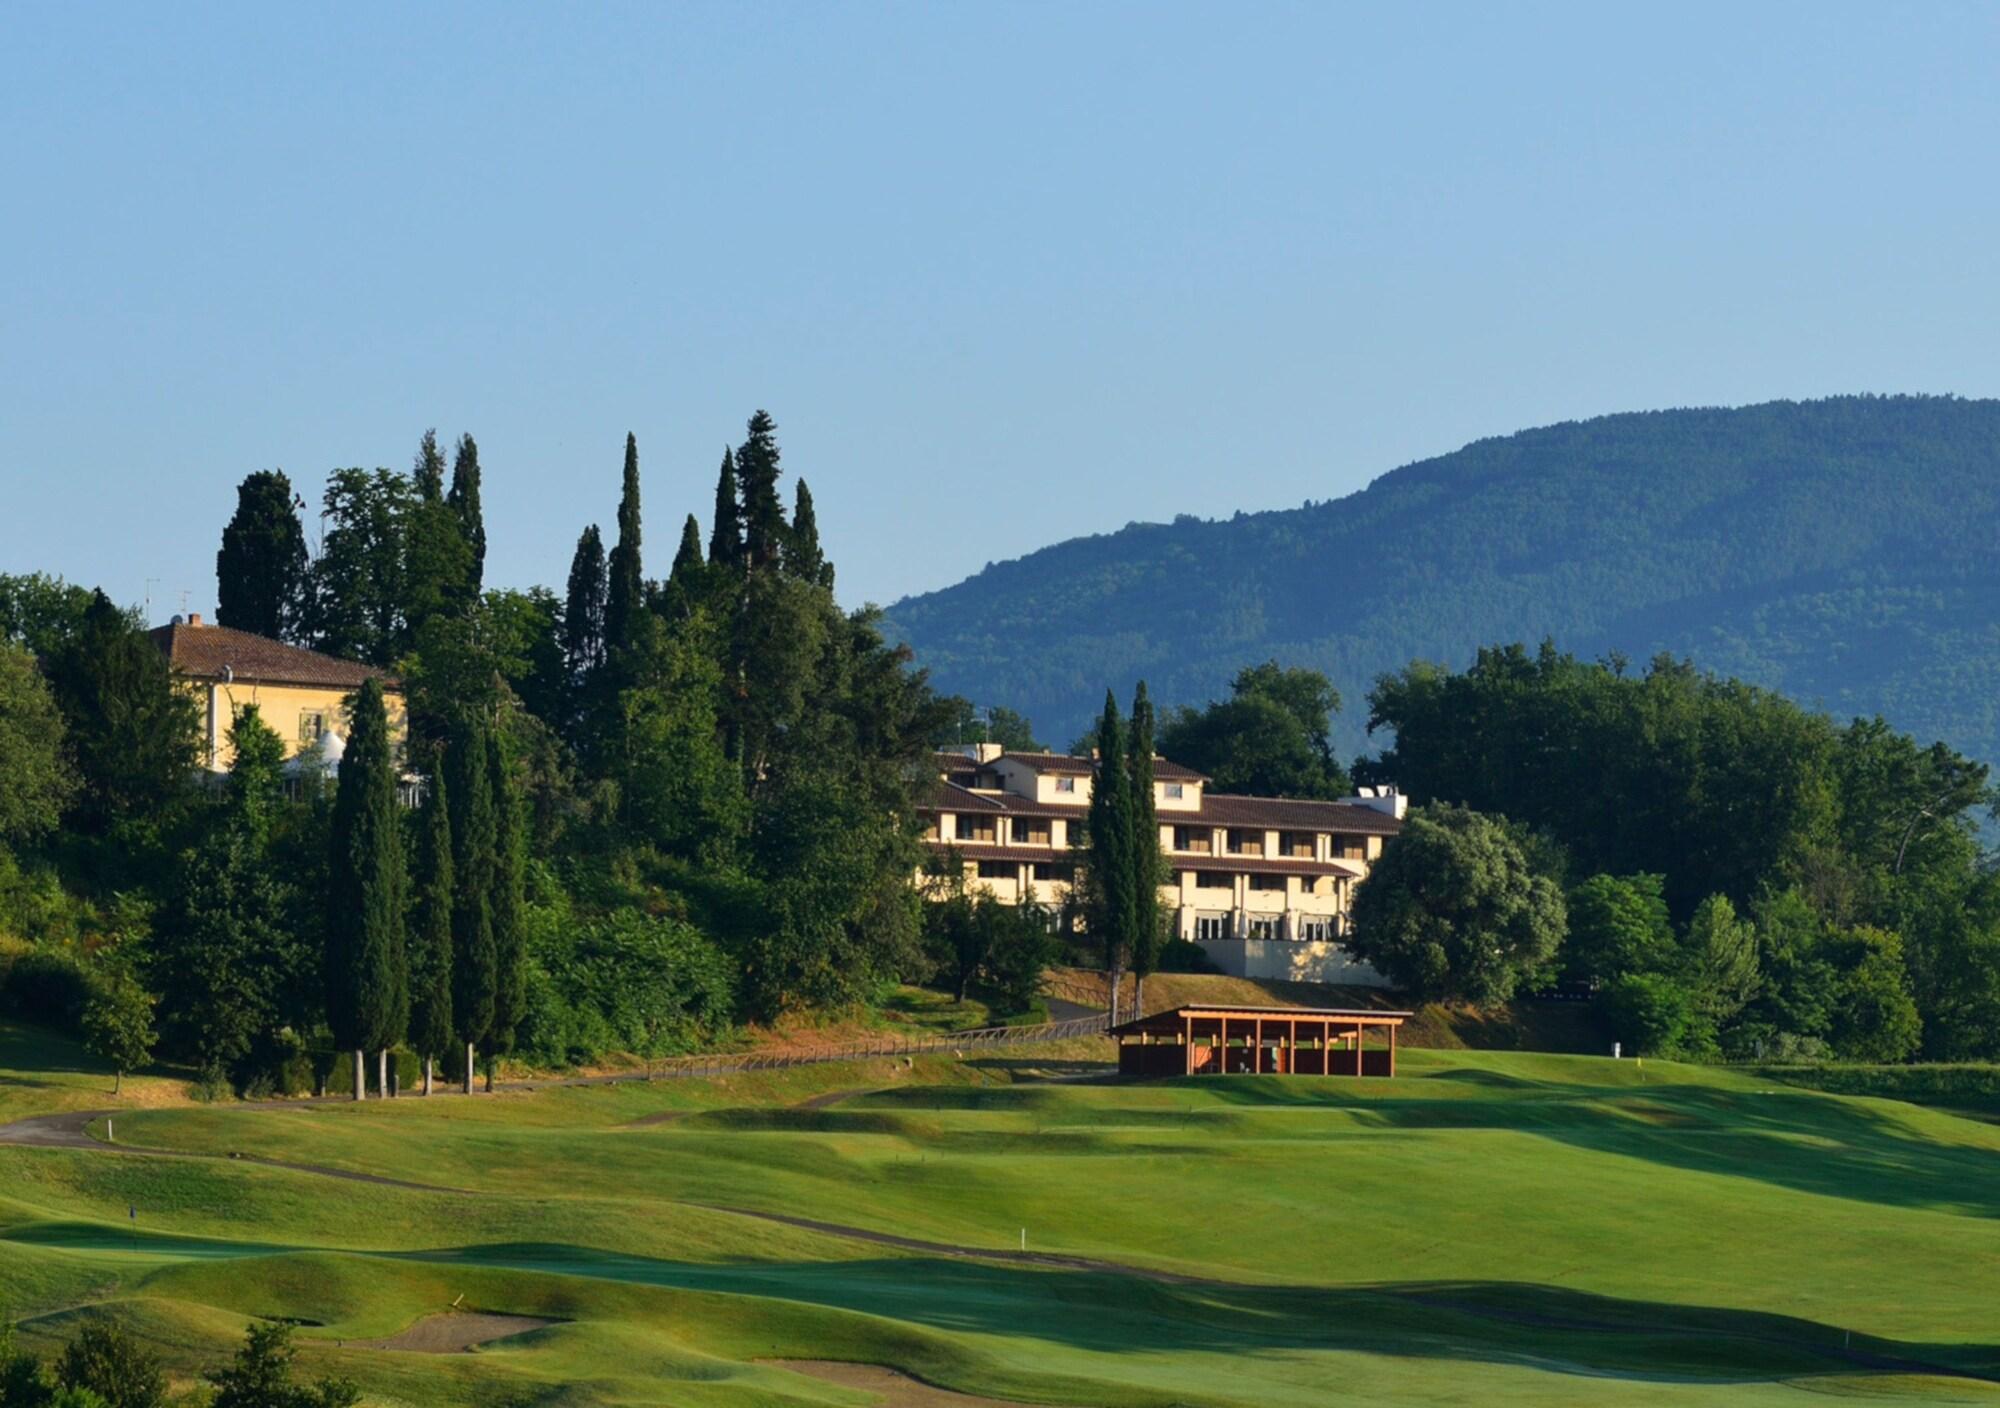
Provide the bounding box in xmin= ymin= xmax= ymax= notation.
xmin=885 ymin=396 xmax=2000 ymax=764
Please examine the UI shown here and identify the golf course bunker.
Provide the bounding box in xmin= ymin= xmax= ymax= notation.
xmin=354 ymin=1312 xmax=557 ymax=1353
xmin=771 ymin=1361 xmax=1031 ymax=1407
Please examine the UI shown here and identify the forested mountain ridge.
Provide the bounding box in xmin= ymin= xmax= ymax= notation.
xmin=884 ymin=395 xmax=2000 ymax=762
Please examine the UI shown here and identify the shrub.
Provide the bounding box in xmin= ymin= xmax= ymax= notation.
xmin=1156 ymin=939 xmax=1220 ymax=974
xmin=1599 ymin=972 xmax=1699 ymax=1057
xmin=55 ymin=1321 xmax=164 ymax=1408
xmin=1 ymin=948 xmax=97 ymax=1031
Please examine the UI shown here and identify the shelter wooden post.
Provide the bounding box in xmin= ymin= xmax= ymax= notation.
xmin=1388 ymin=1021 xmax=1396 ymax=1077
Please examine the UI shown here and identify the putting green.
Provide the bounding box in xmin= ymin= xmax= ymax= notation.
xmin=3 ymin=1025 xmax=1998 ymax=1405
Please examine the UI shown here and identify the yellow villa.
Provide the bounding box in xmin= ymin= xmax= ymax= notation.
xmin=148 ymin=613 xmax=406 ymax=773
xmin=918 ymin=744 xmax=1406 ymax=986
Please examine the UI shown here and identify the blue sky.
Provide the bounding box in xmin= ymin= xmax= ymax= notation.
xmin=5 ymin=3 xmax=1999 ymax=615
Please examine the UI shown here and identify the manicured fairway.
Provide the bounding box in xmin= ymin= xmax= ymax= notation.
xmin=2 ymin=1024 xmax=1998 ymax=1406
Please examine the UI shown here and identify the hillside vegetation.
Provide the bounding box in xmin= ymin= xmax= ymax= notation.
xmin=885 ymin=395 xmax=2000 ymax=761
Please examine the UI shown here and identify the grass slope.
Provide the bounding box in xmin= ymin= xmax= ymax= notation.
xmin=3 ymin=1019 xmax=1999 ymax=1405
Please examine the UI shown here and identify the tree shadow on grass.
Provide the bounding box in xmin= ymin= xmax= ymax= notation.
xmin=382 ymin=1245 xmax=2000 ymax=1387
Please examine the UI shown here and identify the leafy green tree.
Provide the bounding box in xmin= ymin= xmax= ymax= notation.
xmin=1600 ymin=971 xmax=1698 ymax=1057
xmin=0 ymin=642 xmax=74 ymax=844
xmin=0 ymin=572 xmax=102 ymax=658
xmin=614 ymin=614 xmax=746 ymax=860
xmin=1 ymin=1320 xmax=49 ymax=1407
xmin=54 ymin=1323 xmax=163 ymax=1408
xmin=931 ymin=700 xmax=1044 ymax=752
xmin=1126 ymin=681 xmax=1165 ymax=1016
xmin=1082 ymin=691 xmax=1136 ymax=1022
xmin=305 ymin=468 xmax=410 ymax=665
xmin=215 ymin=470 xmax=308 ymax=640
xmin=1684 ymin=893 xmax=1759 ymax=1032
xmin=149 ymin=708 xmax=294 ymax=1077
xmin=325 ymin=679 xmax=407 ymax=1100
xmin=736 ymin=410 xmax=788 ymax=570
xmin=80 ymin=971 xmax=155 ymax=1095
xmin=786 ymin=479 xmax=833 ymax=590
xmin=1830 ymin=927 xmax=1922 ymax=1062
xmin=209 ymin=1324 xmax=358 ymax=1408
xmin=604 ymin=435 xmax=645 ymax=660
xmin=446 ymin=716 xmax=497 ymax=1090
xmin=1563 ymin=873 xmax=1676 ymax=987
xmin=1347 ymin=803 xmax=1567 ymax=1004
xmin=708 ymin=449 xmax=743 ymax=569
xmin=1159 ymin=663 xmax=1351 ymax=799
xmin=407 ymin=764 xmax=453 ymax=1094
xmin=447 ymin=433 xmax=486 ymax=598
xmin=45 ymin=591 xmax=200 ymax=826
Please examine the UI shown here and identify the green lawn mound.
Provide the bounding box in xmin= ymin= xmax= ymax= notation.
xmin=4 ymin=1021 xmax=1999 ymax=1406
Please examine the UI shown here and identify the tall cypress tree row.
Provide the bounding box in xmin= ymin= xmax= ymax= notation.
xmin=785 ymin=479 xmax=833 ymax=591
xmin=216 ymin=470 xmax=309 ymax=640
xmin=412 ymin=428 xmax=446 ymax=500
xmin=404 ymin=431 xmax=474 ymax=640
xmin=561 ymin=525 xmax=608 ymax=698
xmin=325 ymin=679 xmax=408 ymax=1101
xmin=485 ymin=729 xmax=526 ymax=1091
xmin=1085 ymin=691 xmax=1136 ymax=1025
xmin=407 ymin=762 xmax=454 ymax=1095
xmin=708 ymin=449 xmax=744 ymax=568
xmin=1127 ymin=680 xmax=1163 ymax=1018
xmin=736 ymin=410 xmax=787 ymax=569
xmin=448 ymin=434 xmax=486 ymax=599
xmin=604 ymin=435 xmax=644 ymax=658
xmin=445 ymin=717 xmax=497 ymax=1092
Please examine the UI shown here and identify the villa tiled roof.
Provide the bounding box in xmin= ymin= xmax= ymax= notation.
xmin=997 ymin=751 xmax=1208 ymax=782
xmin=149 ymin=621 xmax=391 ymax=690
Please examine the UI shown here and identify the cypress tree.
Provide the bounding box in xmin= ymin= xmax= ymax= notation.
xmin=1127 ymin=681 xmax=1163 ymax=1018
xmin=325 ymin=679 xmax=407 ymax=1101
xmin=413 ymin=428 xmax=446 ymax=501
xmin=708 ymin=449 xmax=743 ymax=568
xmin=561 ymin=524 xmax=608 ymax=690
xmin=604 ymin=434 xmax=644 ymax=657
xmin=47 ymin=591 xmax=202 ymax=823
xmin=786 ymin=479 xmax=833 ymax=591
xmin=446 ymin=717 xmax=497 ymax=1092
xmin=672 ymin=514 xmax=705 ymax=581
xmin=216 ymin=470 xmax=309 ymax=640
xmin=485 ymin=729 xmax=526 ymax=1091
xmin=1086 ymin=691 xmax=1136 ymax=1025
xmin=448 ymin=434 xmax=486 ymax=598
xmin=736 ymin=410 xmax=787 ymax=570
xmin=408 ymin=762 xmax=454 ymax=1095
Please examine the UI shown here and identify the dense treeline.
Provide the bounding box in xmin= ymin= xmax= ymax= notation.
xmin=886 ymin=395 xmax=2000 ymax=768
xmin=0 ymin=410 xmax=959 ymax=1093
xmin=1350 ymin=642 xmax=1999 ymax=1062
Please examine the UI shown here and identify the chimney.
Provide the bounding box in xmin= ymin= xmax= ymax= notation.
xmin=186 ymin=612 xmax=204 ymax=627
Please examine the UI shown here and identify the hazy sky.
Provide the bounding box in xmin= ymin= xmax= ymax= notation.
xmin=6 ymin=3 xmax=1999 ymax=617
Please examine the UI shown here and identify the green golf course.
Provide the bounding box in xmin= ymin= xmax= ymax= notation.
xmin=3 ymin=1018 xmax=1999 ymax=1406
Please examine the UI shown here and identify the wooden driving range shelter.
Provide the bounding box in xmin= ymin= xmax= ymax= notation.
xmin=1111 ymin=1004 xmax=1412 ymax=1078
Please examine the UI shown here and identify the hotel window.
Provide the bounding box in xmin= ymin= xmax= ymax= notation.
xmin=1173 ymin=825 xmax=1211 ymax=853
xmin=1280 ymin=830 xmax=1315 ymax=858
xmin=1195 ymin=870 xmax=1232 ymax=890
xmin=1012 ymin=819 xmax=1051 ymax=845
xmin=1194 ymin=914 xmax=1229 ymax=940
xmin=976 ymin=860 xmax=1014 ymax=880
xmin=1247 ymin=916 xmax=1281 ymax=939
xmin=1031 ymin=861 xmax=1072 ymax=882
xmin=299 ymin=711 xmax=326 ymax=743
xmin=961 ymin=819 xmax=996 ymax=843
xmin=922 ymin=815 xmax=940 ymax=840
xmin=1297 ymin=918 xmax=1330 ymax=942
xmin=1333 ymin=835 xmax=1366 ymax=859
xmin=1055 ymin=776 xmax=1077 ymax=793
xmin=1164 ymin=782 xmax=1184 ymax=799
xmin=1249 ymin=873 xmax=1288 ymax=892
xmin=1225 ymin=828 xmax=1263 ymax=856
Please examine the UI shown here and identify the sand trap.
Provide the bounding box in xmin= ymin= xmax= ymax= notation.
xmin=353 ymin=1312 xmax=557 ymax=1353
xmin=770 ymin=1361 xmax=1031 ymax=1407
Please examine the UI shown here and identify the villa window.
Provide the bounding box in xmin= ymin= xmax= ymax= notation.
xmin=1055 ymin=776 xmax=1077 ymax=793
xmin=299 ymin=710 xmax=326 ymax=743
xmin=1164 ymin=782 xmax=1184 ymax=799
